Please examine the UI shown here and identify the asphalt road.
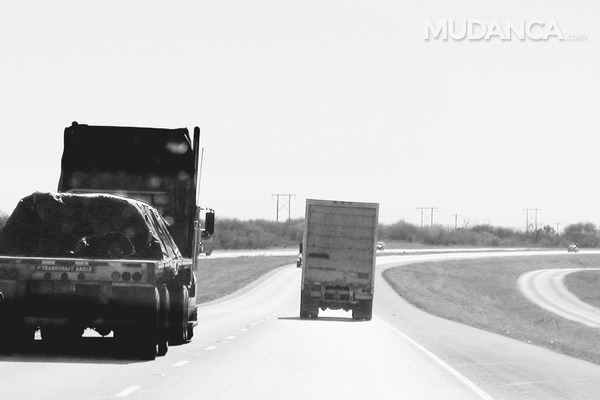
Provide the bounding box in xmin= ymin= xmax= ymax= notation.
xmin=518 ymin=267 xmax=600 ymax=328
xmin=3 ymin=251 xmax=600 ymax=399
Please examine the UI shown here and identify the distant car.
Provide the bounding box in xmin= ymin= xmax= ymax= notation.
xmin=567 ymin=243 xmax=579 ymax=253
xmin=377 ymin=242 xmax=385 ymax=251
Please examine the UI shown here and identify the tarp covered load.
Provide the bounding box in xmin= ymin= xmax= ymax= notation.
xmin=0 ymin=192 xmax=176 ymax=260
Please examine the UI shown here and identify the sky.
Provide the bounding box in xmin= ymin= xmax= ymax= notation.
xmin=0 ymin=1 xmax=598 ymax=230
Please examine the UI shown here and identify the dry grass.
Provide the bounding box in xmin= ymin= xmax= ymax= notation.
xmin=564 ymin=269 xmax=600 ymax=309
xmin=196 ymin=256 xmax=296 ymax=303
xmin=382 ymin=254 xmax=600 ymax=365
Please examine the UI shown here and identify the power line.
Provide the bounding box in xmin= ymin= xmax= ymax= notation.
xmin=271 ymin=194 xmax=296 ymax=221
xmin=416 ymin=207 xmax=438 ymax=227
xmin=452 ymin=213 xmax=460 ymax=230
xmin=523 ymin=208 xmax=541 ymax=232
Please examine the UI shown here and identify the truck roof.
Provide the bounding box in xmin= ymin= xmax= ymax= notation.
xmin=0 ymin=192 xmax=181 ymax=260
xmin=59 ymin=122 xmax=196 ymax=174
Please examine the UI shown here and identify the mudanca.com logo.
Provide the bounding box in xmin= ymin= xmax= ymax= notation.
xmin=424 ymin=19 xmax=564 ymax=41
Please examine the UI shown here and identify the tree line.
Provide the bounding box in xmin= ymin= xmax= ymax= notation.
xmin=211 ymin=218 xmax=600 ymax=250
xmin=1 ymin=212 xmax=598 ymax=250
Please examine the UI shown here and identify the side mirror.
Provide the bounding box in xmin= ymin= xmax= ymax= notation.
xmin=205 ymin=212 xmax=215 ymax=235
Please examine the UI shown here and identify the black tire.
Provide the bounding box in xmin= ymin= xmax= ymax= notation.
xmin=352 ymin=299 xmax=373 ymax=321
xmin=300 ymin=292 xmax=319 ymax=319
xmin=168 ymin=285 xmax=189 ymax=345
xmin=157 ymin=286 xmax=170 ymax=357
xmin=137 ymin=289 xmax=160 ymax=360
xmin=116 ymin=288 xmax=160 ymax=360
xmin=137 ymin=325 xmax=158 ymax=361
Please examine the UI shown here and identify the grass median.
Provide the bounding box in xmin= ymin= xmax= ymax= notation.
xmin=382 ymin=254 xmax=600 ymax=365
xmin=196 ymin=255 xmax=297 ymax=303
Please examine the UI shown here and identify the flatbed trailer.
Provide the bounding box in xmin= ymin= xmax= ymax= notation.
xmin=0 ymin=122 xmax=215 ymax=359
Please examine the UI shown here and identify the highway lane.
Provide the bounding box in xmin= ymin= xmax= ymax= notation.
xmin=518 ymin=268 xmax=600 ymax=328
xmin=2 ymin=251 xmax=600 ymax=399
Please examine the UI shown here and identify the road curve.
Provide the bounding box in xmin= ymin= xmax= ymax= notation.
xmin=518 ymin=268 xmax=600 ymax=328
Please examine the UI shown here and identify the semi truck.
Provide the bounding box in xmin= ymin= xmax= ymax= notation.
xmin=299 ymin=199 xmax=379 ymax=320
xmin=0 ymin=122 xmax=214 ymax=359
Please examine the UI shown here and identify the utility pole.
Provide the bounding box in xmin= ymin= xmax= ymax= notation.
xmin=452 ymin=213 xmax=460 ymax=230
xmin=271 ymin=194 xmax=296 ymax=221
xmin=416 ymin=207 xmax=438 ymax=227
xmin=523 ymin=208 xmax=541 ymax=233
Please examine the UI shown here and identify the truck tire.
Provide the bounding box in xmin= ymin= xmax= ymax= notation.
xmin=300 ymin=292 xmax=319 ymax=319
xmin=168 ymin=285 xmax=189 ymax=345
xmin=138 ymin=319 xmax=158 ymax=360
xmin=352 ymin=299 xmax=373 ymax=321
xmin=137 ymin=288 xmax=160 ymax=360
xmin=115 ymin=288 xmax=160 ymax=360
xmin=157 ymin=286 xmax=170 ymax=356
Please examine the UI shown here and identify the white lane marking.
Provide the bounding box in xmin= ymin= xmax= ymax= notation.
xmin=173 ymin=361 xmax=189 ymax=367
xmin=226 ymin=336 xmax=236 ymax=340
xmin=116 ymin=386 xmax=141 ymax=397
xmin=375 ymin=317 xmax=495 ymax=400
xmin=205 ymin=345 xmax=218 ymax=351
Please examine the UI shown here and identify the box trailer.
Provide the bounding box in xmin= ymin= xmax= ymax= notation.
xmin=299 ymin=199 xmax=379 ymax=320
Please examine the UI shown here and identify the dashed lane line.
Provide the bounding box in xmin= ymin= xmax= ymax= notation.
xmin=115 ymin=386 xmax=141 ymax=397
xmin=173 ymin=361 xmax=189 ymax=367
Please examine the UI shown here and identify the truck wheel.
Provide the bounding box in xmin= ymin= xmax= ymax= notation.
xmin=119 ymin=322 xmax=157 ymax=360
xmin=137 ymin=323 xmax=158 ymax=361
xmin=352 ymin=299 xmax=373 ymax=321
xmin=168 ymin=285 xmax=189 ymax=345
xmin=116 ymin=288 xmax=160 ymax=360
xmin=300 ymin=292 xmax=319 ymax=319
xmin=137 ymin=289 xmax=160 ymax=360
xmin=157 ymin=286 xmax=170 ymax=357
xmin=300 ymin=292 xmax=310 ymax=318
